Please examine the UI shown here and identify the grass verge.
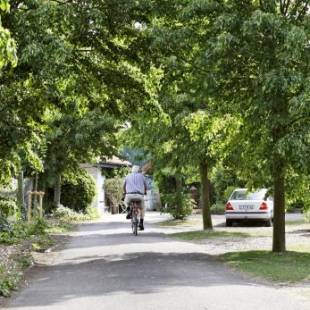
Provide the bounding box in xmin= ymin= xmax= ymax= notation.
xmin=285 ymin=220 xmax=307 ymax=225
xmin=170 ymin=230 xmax=251 ymax=240
xmin=159 ymin=219 xmax=194 ymax=227
xmin=220 ymin=250 xmax=310 ymax=283
xmin=287 ymin=243 xmax=310 ymax=253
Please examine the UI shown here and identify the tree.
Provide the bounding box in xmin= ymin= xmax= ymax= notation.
xmin=200 ymin=0 xmax=310 ymax=252
xmin=122 ymin=0 xmax=238 ymax=228
xmin=42 ymin=109 xmax=118 ymax=207
xmin=0 ymin=0 xmax=151 ymax=172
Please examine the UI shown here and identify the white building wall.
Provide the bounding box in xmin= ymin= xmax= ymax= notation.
xmin=81 ymin=164 xmax=105 ymax=214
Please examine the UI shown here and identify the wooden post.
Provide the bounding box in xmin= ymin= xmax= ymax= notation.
xmin=34 ymin=173 xmax=39 ymax=210
xmin=27 ymin=191 xmax=45 ymax=220
xmin=38 ymin=192 xmax=44 ymax=218
xmin=17 ymin=171 xmax=25 ymax=215
xmin=27 ymin=192 xmax=32 ymax=222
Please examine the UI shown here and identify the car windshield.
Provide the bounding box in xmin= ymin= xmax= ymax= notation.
xmin=230 ymin=190 xmax=267 ymax=201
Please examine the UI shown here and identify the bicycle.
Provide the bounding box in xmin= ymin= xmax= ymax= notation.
xmin=130 ymin=199 xmax=142 ymax=236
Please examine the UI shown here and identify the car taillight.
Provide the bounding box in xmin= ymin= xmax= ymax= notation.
xmin=225 ymin=202 xmax=234 ymax=210
xmin=259 ymin=202 xmax=268 ymax=210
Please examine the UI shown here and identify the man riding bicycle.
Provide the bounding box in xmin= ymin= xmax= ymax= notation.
xmin=123 ymin=165 xmax=147 ymax=230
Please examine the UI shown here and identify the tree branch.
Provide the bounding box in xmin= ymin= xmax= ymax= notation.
xmin=50 ymin=0 xmax=73 ymax=5
xmin=280 ymin=0 xmax=285 ymax=14
xmin=284 ymin=0 xmax=291 ymax=16
xmin=296 ymin=3 xmax=309 ymax=21
xmin=285 ymin=115 xmax=310 ymax=130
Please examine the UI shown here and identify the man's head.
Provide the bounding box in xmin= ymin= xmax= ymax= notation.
xmin=131 ymin=165 xmax=140 ymax=173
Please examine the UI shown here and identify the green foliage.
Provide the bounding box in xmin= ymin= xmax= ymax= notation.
xmin=0 ymin=0 xmax=151 ymax=183
xmin=286 ymin=174 xmax=310 ymax=212
xmin=84 ymin=206 xmax=101 ymax=220
xmin=61 ymin=170 xmax=96 ymax=213
xmin=0 ymin=218 xmax=47 ymax=245
xmin=161 ymin=193 xmax=193 ymax=220
xmin=105 ymin=177 xmax=124 ymax=209
xmin=203 ymin=0 xmax=310 ymax=185
xmin=0 ymin=0 xmax=17 ymax=69
xmin=27 ymin=218 xmax=47 ymax=236
xmin=0 ymin=264 xmax=21 ymax=297
xmin=223 ymin=186 xmax=236 ymax=202
xmin=305 ymin=209 xmax=310 ymax=223
xmin=211 ymin=164 xmax=244 ymax=202
xmin=0 ymin=196 xmax=18 ymax=219
xmin=53 ymin=205 xmax=100 ymax=222
xmin=211 ymin=202 xmax=225 ymax=215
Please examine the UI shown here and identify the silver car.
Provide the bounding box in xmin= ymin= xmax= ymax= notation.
xmin=225 ymin=188 xmax=273 ymax=227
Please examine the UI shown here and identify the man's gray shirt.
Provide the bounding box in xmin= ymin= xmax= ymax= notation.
xmin=125 ymin=173 xmax=145 ymax=194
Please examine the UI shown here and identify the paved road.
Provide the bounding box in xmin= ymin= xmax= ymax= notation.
xmin=3 ymin=213 xmax=309 ymax=310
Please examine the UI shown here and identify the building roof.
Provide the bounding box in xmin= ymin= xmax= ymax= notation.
xmin=100 ymin=156 xmax=132 ymax=168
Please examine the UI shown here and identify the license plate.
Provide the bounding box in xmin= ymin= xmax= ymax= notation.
xmin=239 ymin=205 xmax=254 ymax=210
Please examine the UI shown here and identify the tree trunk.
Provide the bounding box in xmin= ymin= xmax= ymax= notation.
xmin=272 ymin=167 xmax=286 ymax=252
xmin=34 ymin=172 xmax=39 ymax=208
xmin=17 ymin=171 xmax=25 ymax=216
xmin=200 ymin=160 xmax=213 ymax=230
xmin=175 ymin=175 xmax=183 ymax=219
xmin=271 ymin=98 xmax=287 ymax=253
xmin=53 ymin=174 xmax=61 ymax=208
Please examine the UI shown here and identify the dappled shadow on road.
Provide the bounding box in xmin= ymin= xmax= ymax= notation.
xmin=59 ymin=220 xmax=173 ymax=250
xmin=288 ymin=229 xmax=310 ymax=237
xmin=6 ymin=251 xmax=263 ymax=308
xmin=77 ymin=220 xmax=130 ymax=232
xmin=62 ymin=232 xmax=171 ymax=249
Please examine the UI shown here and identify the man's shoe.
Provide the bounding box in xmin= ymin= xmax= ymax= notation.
xmin=139 ymin=219 xmax=144 ymax=230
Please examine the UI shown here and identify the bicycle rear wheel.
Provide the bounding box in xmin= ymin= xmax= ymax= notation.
xmin=132 ymin=214 xmax=138 ymax=236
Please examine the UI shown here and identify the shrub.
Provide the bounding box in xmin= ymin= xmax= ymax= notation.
xmin=0 ymin=218 xmax=48 ymax=245
xmin=105 ymin=177 xmax=124 ymax=210
xmin=27 ymin=218 xmax=48 ymax=236
xmin=53 ymin=205 xmax=100 ymax=222
xmin=53 ymin=205 xmax=83 ymax=221
xmin=211 ymin=202 xmax=225 ymax=214
xmin=85 ymin=206 xmax=101 ymax=220
xmin=161 ymin=193 xmax=193 ymax=220
xmin=287 ymin=200 xmax=304 ymax=213
xmin=0 ymin=216 xmax=11 ymax=232
xmin=61 ymin=170 xmax=96 ymax=213
xmin=305 ymin=209 xmax=310 ymax=223
xmin=0 ymin=197 xmax=19 ymax=220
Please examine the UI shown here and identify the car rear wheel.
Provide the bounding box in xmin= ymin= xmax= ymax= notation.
xmin=226 ymin=219 xmax=233 ymax=227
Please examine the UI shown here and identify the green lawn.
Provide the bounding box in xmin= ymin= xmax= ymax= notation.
xmin=169 ymin=230 xmax=251 ymax=240
xmin=221 ymin=250 xmax=310 ymax=282
xmin=159 ymin=218 xmax=202 ymax=227
xmin=285 ymin=220 xmax=307 ymax=225
xmin=288 ymin=243 xmax=310 ymax=253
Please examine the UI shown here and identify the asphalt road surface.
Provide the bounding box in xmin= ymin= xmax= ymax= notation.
xmin=3 ymin=213 xmax=309 ymax=310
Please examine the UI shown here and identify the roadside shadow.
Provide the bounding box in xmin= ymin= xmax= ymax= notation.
xmin=288 ymin=229 xmax=310 ymax=237
xmin=5 ymin=251 xmax=262 ymax=308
